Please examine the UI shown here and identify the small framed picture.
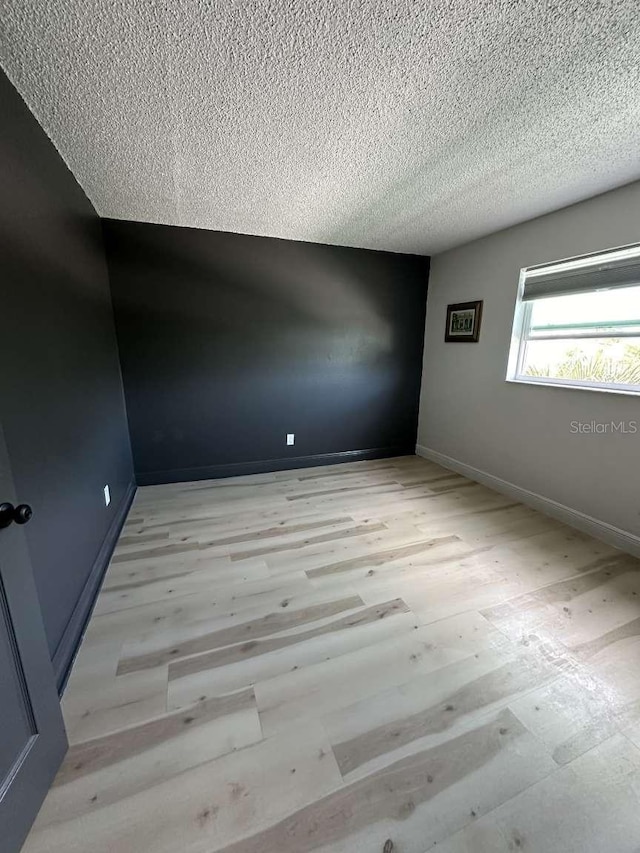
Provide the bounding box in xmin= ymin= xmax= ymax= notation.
xmin=445 ymin=300 xmax=483 ymax=342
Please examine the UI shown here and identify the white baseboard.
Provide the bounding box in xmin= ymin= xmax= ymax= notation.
xmin=415 ymin=443 xmax=640 ymax=559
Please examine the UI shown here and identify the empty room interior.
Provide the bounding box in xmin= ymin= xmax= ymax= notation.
xmin=2 ymin=2 xmax=640 ymax=851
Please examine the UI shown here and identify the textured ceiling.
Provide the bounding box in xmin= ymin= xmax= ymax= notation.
xmin=1 ymin=1 xmax=640 ymax=255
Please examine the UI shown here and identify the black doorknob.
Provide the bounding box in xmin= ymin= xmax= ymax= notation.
xmin=14 ymin=504 xmax=33 ymax=525
xmin=0 ymin=502 xmax=33 ymax=529
xmin=0 ymin=503 xmax=14 ymax=529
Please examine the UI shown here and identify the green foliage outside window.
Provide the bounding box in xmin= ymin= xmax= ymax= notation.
xmin=525 ymin=340 xmax=640 ymax=385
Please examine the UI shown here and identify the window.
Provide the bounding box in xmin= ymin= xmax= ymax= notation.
xmin=507 ymin=244 xmax=640 ymax=394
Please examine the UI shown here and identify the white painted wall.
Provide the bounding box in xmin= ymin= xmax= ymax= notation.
xmin=417 ymin=180 xmax=640 ymax=548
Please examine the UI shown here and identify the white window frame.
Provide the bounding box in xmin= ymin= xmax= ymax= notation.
xmin=506 ymin=244 xmax=640 ymax=397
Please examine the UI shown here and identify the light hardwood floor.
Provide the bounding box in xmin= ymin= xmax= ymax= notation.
xmin=23 ymin=455 xmax=640 ymax=852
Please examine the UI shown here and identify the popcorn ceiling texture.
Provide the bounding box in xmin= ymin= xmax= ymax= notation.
xmin=1 ymin=1 xmax=639 ymax=255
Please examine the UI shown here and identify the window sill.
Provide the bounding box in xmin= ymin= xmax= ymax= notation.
xmin=506 ymin=376 xmax=640 ymax=398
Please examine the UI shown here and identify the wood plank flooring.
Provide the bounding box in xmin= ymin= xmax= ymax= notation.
xmin=23 ymin=455 xmax=640 ymax=852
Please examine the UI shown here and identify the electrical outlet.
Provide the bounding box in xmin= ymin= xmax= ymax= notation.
xmin=286 ymin=433 xmax=295 ymax=446
xmin=104 ymin=484 xmax=111 ymax=506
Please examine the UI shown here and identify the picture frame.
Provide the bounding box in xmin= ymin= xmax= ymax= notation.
xmin=444 ymin=300 xmax=483 ymax=342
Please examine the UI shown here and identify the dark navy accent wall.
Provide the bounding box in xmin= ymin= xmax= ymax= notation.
xmin=104 ymin=219 xmax=429 ymax=485
xmin=0 ymin=70 xmax=134 ymax=689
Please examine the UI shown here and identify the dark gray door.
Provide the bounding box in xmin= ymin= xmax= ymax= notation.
xmin=0 ymin=421 xmax=67 ymax=852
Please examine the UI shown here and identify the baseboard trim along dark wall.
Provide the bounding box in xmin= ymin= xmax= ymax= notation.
xmin=53 ymin=480 xmax=136 ymax=693
xmin=136 ymin=446 xmax=413 ymax=486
